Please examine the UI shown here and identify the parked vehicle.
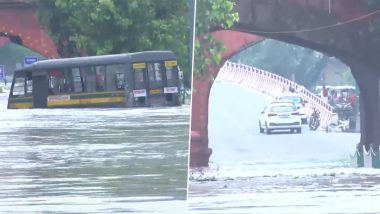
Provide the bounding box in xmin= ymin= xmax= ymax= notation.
xmin=333 ymin=102 xmax=353 ymax=120
xmin=259 ymin=101 xmax=302 ymax=134
xmin=276 ymin=92 xmax=308 ymax=124
xmin=309 ymin=108 xmax=321 ymax=131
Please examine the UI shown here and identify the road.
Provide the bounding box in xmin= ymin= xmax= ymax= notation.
xmin=187 ymin=82 xmax=380 ymax=214
xmin=208 ymin=82 xmax=359 ymax=165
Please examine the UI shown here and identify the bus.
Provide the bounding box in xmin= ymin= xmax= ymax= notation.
xmin=8 ymin=51 xmax=184 ymax=109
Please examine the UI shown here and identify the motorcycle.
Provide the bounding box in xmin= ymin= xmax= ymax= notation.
xmin=309 ymin=108 xmax=321 ymax=131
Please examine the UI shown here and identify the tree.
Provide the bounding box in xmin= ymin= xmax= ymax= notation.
xmin=33 ymin=0 xmax=191 ymax=86
xmin=194 ymin=0 xmax=238 ymax=78
xmin=231 ymin=39 xmax=355 ymax=89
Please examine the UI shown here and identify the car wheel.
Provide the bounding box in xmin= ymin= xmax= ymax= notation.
xmin=259 ymin=121 xmax=264 ymax=133
xmin=296 ymin=128 xmax=302 ymax=134
xmin=265 ymin=123 xmax=271 ymax=135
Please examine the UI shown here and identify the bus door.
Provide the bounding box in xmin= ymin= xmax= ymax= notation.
xmin=32 ymin=71 xmax=49 ymax=108
xmin=163 ymin=60 xmax=180 ymax=106
xmin=146 ymin=62 xmax=165 ymax=106
xmin=132 ymin=63 xmax=148 ymax=107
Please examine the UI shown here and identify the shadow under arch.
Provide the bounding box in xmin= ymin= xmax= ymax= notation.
xmin=190 ymin=30 xmax=378 ymax=168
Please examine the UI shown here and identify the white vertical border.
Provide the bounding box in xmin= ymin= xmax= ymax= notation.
xmin=186 ymin=0 xmax=196 ymax=213
xmin=328 ymin=0 xmax=331 ymax=14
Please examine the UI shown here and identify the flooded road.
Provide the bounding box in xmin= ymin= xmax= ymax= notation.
xmin=0 ymin=92 xmax=189 ymax=213
xmin=188 ymin=82 xmax=380 ymax=214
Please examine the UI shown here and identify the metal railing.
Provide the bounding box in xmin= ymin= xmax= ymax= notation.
xmin=215 ymin=61 xmax=334 ymax=129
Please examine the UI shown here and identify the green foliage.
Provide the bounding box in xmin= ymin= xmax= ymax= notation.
xmin=366 ymin=0 xmax=380 ymax=10
xmin=34 ymin=0 xmax=190 ymax=86
xmin=365 ymin=0 xmax=380 ymax=33
xmin=194 ymin=0 xmax=238 ymax=78
xmin=231 ymin=39 xmax=356 ymax=89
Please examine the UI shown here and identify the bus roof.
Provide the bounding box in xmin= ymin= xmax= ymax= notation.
xmin=331 ymin=85 xmax=355 ymax=90
xmin=16 ymin=50 xmax=176 ymax=72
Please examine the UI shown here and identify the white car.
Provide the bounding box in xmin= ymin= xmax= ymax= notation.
xmin=259 ymin=101 xmax=302 ymax=134
xmin=276 ymin=92 xmax=308 ymax=124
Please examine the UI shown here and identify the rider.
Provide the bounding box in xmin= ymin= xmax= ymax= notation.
xmin=309 ymin=107 xmax=320 ymax=130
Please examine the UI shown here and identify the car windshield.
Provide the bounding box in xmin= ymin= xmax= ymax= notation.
xmin=278 ymin=96 xmax=302 ymax=103
xmin=269 ymin=105 xmax=295 ymax=113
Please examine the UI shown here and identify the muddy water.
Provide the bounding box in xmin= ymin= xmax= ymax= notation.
xmin=0 ymin=93 xmax=189 ymax=213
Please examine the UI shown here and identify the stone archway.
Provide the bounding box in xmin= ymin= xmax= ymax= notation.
xmin=0 ymin=1 xmax=58 ymax=58
xmin=190 ymin=30 xmax=262 ymax=167
xmin=190 ymin=0 xmax=380 ymax=168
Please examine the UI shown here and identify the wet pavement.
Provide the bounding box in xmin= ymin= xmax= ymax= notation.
xmin=187 ymin=82 xmax=380 ymax=214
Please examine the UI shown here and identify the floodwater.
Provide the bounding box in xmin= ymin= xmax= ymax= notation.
xmin=0 ymin=91 xmax=189 ymax=213
xmin=187 ymin=82 xmax=380 ymax=214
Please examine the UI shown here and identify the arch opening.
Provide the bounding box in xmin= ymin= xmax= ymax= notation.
xmin=208 ymin=38 xmax=361 ymax=166
xmin=190 ymin=28 xmax=380 ymax=169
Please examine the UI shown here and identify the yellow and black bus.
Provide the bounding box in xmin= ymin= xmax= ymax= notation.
xmin=8 ymin=51 xmax=183 ymax=109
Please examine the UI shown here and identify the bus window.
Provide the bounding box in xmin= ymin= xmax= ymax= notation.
xmin=106 ymin=64 xmax=124 ymax=91
xmin=83 ymin=67 xmax=96 ymax=92
xmin=26 ymin=72 xmax=33 ymax=94
xmin=147 ymin=62 xmax=163 ymax=88
xmin=134 ymin=70 xmax=144 ymax=89
xmin=116 ymin=73 xmax=124 ymax=90
xmin=133 ymin=63 xmax=146 ymax=89
xmin=164 ymin=60 xmax=178 ymax=87
xmin=95 ymin=66 xmax=105 ymax=91
xmin=63 ymin=69 xmax=74 ymax=93
xmin=48 ymin=69 xmax=73 ymax=94
xmin=12 ymin=76 xmax=25 ymax=96
xmin=49 ymin=69 xmax=63 ymax=94
xmin=71 ymin=68 xmax=83 ymax=93
xmin=165 ymin=66 xmax=178 ymax=87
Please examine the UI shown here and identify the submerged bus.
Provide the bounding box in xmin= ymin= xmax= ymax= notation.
xmin=8 ymin=51 xmax=184 ymax=109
